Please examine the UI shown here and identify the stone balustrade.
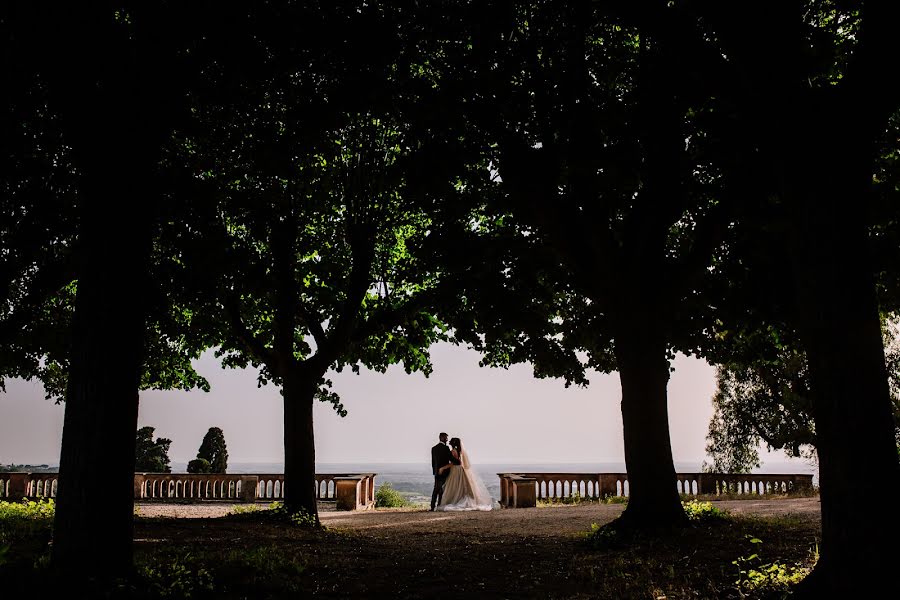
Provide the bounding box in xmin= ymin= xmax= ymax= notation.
xmin=0 ymin=472 xmax=377 ymax=510
xmin=498 ymin=472 xmax=814 ymax=508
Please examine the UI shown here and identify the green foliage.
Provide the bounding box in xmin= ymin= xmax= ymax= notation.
xmin=287 ymin=509 xmax=318 ymax=528
xmin=0 ymin=498 xmax=55 ymax=522
xmin=374 ymin=483 xmax=409 ymax=508
xmin=0 ymin=499 xmax=55 ymax=567
xmin=219 ymin=545 xmax=307 ymax=587
xmin=186 ymin=458 xmax=211 ymax=474
xmin=585 ymin=522 xmax=621 ymax=549
xmin=135 ymin=543 xmax=308 ymax=597
xmin=228 ymin=504 xmax=261 ymax=515
xmin=269 ymin=503 xmax=318 ymax=528
xmin=602 ymin=495 xmax=629 ymax=505
xmin=135 ymin=426 xmax=172 ymax=473
xmin=0 ymin=498 xmax=55 ymax=540
xmin=705 ymin=316 xmax=900 ymax=473
xmin=538 ymin=491 xmax=596 ymax=506
xmin=703 ymin=356 xmax=815 ymax=474
xmin=195 ymin=427 xmax=228 ymax=473
xmin=0 ymin=464 xmax=53 ymax=473
xmin=682 ymin=500 xmax=728 ymax=522
xmin=732 ymin=536 xmax=814 ymax=595
xmin=139 ymin=553 xmax=214 ymax=599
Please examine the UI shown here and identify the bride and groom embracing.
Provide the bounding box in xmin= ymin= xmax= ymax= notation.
xmin=429 ymin=432 xmax=493 ymax=512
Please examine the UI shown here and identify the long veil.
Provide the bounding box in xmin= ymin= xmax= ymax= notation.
xmin=459 ymin=448 xmax=494 ymax=510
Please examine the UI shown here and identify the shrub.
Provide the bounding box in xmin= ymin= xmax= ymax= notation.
xmin=187 ymin=458 xmax=211 ymax=474
xmin=603 ymin=495 xmax=629 ymax=505
xmin=375 ymin=483 xmax=408 ymax=508
xmin=228 ymin=504 xmax=261 ymax=515
xmin=682 ymin=499 xmax=728 ymax=522
xmin=0 ymin=499 xmax=55 ymax=567
xmin=0 ymin=498 xmax=55 ymax=538
xmin=538 ymin=492 xmax=597 ymax=506
xmin=0 ymin=498 xmax=55 ymax=523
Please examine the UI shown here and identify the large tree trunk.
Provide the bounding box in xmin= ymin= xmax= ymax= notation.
xmin=789 ymin=146 xmax=899 ymax=595
xmin=614 ymin=313 xmax=686 ymax=528
xmin=46 ymin=6 xmax=160 ymax=575
xmin=52 ymin=167 xmax=150 ymax=576
xmin=282 ymin=370 xmax=320 ymax=524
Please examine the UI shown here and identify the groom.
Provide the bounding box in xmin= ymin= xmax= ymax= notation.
xmin=430 ymin=432 xmax=459 ymax=511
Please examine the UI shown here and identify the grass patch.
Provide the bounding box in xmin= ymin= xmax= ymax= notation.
xmin=680 ymin=488 xmax=819 ymax=502
xmin=224 ymin=501 xmax=319 ymax=527
xmin=538 ymin=492 xmax=598 ymax=507
xmin=538 ymin=493 xmax=627 ymax=507
xmin=578 ymin=511 xmax=819 ymax=598
xmin=136 ymin=544 xmax=308 ymax=598
xmin=138 ymin=552 xmax=215 ymax=599
xmin=732 ymin=535 xmax=816 ymax=595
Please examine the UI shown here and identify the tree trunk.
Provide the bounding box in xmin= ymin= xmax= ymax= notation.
xmin=614 ymin=315 xmax=686 ymax=528
xmin=282 ymin=370 xmax=320 ymax=524
xmin=52 ymin=170 xmax=150 ymax=576
xmin=789 ymin=154 xmax=899 ymax=596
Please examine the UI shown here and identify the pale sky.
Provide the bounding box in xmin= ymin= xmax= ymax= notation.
xmin=0 ymin=342 xmax=797 ymax=467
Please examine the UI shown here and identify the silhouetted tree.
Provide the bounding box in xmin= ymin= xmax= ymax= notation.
xmin=164 ymin=3 xmax=477 ymax=522
xmin=670 ymin=1 xmax=900 ymax=592
xmin=704 ymin=319 xmax=900 ymax=474
xmin=4 ymin=3 xmax=212 ymax=579
xmin=196 ymin=427 xmax=228 ymax=473
xmin=134 ymin=426 xmax=172 ymax=473
xmin=440 ymin=1 xmax=753 ymax=528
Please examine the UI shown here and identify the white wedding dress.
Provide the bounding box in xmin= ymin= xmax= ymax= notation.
xmin=435 ymin=448 xmax=493 ymax=511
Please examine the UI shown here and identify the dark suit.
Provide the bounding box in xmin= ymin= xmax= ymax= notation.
xmin=430 ymin=442 xmax=459 ymax=510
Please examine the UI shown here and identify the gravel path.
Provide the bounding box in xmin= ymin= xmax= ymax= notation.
xmin=135 ymin=497 xmax=820 ymax=535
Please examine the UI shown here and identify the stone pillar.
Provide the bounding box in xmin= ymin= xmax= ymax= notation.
xmin=793 ymin=474 xmax=814 ymax=493
xmin=133 ymin=474 xmax=146 ymax=499
xmin=334 ymin=477 xmax=361 ymax=511
xmin=597 ymin=474 xmax=614 ymax=498
xmin=6 ymin=473 xmax=30 ymax=501
xmin=240 ymin=476 xmax=259 ymax=503
xmin=512 ymin=477 xmax=536 ymax=508
xmin=698 ymin=473 xmax=717 ymax=495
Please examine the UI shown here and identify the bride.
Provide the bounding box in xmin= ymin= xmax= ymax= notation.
xmin=435 ymin=437 xmax=493 ymax=511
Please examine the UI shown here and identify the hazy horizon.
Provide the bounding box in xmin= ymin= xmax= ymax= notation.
xmin=0 ymin=342 xmax=802 ymax=468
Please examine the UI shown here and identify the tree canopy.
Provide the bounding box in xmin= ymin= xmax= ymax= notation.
xmin=0 ymin=1 xmax=898 ymax=593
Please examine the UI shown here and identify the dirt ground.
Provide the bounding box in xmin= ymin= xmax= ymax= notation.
xmin=136 ymin=496 xmax=820 ymax=534
xmin=132 ymin=498 xmax=822 ymax=598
